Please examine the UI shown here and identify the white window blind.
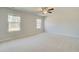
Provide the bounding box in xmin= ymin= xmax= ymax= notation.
xmin=36 ymin=19 xmax=41 ymax=29
xmin=8 ymin=15 xmax=21 ymax=32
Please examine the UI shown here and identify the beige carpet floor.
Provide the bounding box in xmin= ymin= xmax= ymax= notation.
xmin=0 ymin=33 xmax=79 ymax=52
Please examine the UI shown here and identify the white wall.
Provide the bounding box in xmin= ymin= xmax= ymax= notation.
xmin=45 ymin=7 xmax=79 ymax=38
xmin=0 ymin=7 xmax=44 ymax=41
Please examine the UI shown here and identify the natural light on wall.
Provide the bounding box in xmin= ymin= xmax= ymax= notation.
xmin=8 ymin=15 xmax=21 ymax=32
xmin=36 ymin=19 xmax=41 ymax=29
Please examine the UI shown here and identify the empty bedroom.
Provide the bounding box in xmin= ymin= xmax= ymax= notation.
xmin=0 ymin=7 xmax=79 ymax=52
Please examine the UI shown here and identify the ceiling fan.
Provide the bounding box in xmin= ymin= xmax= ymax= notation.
xmin=40 ymin=7 xmax=54 ymax=14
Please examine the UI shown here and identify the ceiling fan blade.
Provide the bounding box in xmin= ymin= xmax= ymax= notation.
xmin=48 ymin=11 xmax=52 ymax=13
xmin=49 ymin=8 xmax=54 ymax=10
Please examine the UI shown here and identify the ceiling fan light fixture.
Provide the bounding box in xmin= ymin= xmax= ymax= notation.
xmin=41 ymin=7 xmax=54 ymax=14
xmin=42 ymin=10 xmax=48 ymax=14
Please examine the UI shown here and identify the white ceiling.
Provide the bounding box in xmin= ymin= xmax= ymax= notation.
xmin=9 ymin=7 xmax=54 ymax=16
xmin=8 ymin=7 xmax=79 ymax=16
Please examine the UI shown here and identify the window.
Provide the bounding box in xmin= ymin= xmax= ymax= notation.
xmin=36 ymin=19 xmax=41 ymax=29
xmin=8 ymin=15 xmax=21 ymax=32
